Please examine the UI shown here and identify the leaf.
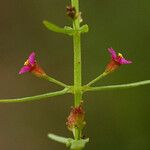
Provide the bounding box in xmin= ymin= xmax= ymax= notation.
xmin=79 ymin=24 xmax=89 ymax=33
xmin=48 ymin=133 xmax=89 ymax=149
xmin=48 ymin=133 xmax=72 ymax=145
xmin=70 ymin=138 xmax=89 ymax=150
xmin=43 ymin=20 xmax=74 ymax=35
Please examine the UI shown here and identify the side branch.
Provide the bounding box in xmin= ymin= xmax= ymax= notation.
xmin=86 ymin=72 xmax=107 ymax=86
xmin=84 ymin=80 xmax=150 ymax=92
xmin=0 ymin=88 xmax=69 ymax=103
xmin=44 ymin=75 xmax=68 ymax=88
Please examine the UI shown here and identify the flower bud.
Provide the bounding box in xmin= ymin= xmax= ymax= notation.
xmin=66 ymin=5 xmax=76 ymax=19
xmin=66 ymin=104 xmax=86 ymax=131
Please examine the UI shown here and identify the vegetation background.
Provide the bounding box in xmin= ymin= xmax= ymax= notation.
xmin=0 ymin=0 xmax=149 ymax=150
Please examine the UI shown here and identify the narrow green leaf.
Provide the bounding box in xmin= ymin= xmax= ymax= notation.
xmin=70 ymin=139 xmax=89 ymax=150
xmin=48 ymin=133 xmax=72 ymax=146
xmin=43 ymin=20 xmax=74 ymax=35
xmin=64 ymin=26 xmax=75 ymax=35
xmin=48 ymin=133 xmax=89 ymax=149
xmin=79 ymin=24 xmax=89 ymax=33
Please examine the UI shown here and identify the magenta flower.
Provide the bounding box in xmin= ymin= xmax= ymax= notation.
xmin=105 ymin=47 xmax=132 ymax=73
xmin=19 ymin=52 xmax=46 ymax=77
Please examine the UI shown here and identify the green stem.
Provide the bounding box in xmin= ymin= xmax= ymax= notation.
xmin=71 ymin=0 xmax=82 ymax=141
xmin=86 ymin=72 xmax=107 ymax=86
xmin=71 ymin=0 xmax=80 ymax=29
xmin=0 ymin=88 xmax=69 ymax=103
xmin=73 ymin=33 xmax=82 ymax=107
xmin=71 ymin=0 xmax=82 ymax=108
xmin=84 ymin=80 xmax=150 ymax=92
xmin=43 ymin=75 xmax=68 ymax=88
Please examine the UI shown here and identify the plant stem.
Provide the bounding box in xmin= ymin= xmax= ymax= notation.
xmin=84 ymin=80 xmax=150 ymax=92
xmin=86 ymin=72 xmax=107 ymax=86
xmin=71 ymin=0 xmax=82 ymax=108
xmin=44 ymin=75 xmax=68 ymax=88
xmin=71 ymin=0 xmax=82 ymax=141
xmin=73 ymin=33 xmax=82 ymax=107
xmin=0 ymin=88 xmax=69 ymax=103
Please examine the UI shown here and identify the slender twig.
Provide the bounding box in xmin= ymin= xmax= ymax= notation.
xmin=84 ymin=80 xmax=150 ymax=92
xmin=0 ymin=88 xmax=69 ymax=103
xmin=43 ymin=75 xmax=68 ymax=88
xmin=86 ymin=72 xmax=107 ymax=86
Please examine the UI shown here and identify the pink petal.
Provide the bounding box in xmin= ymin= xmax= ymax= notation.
xmin=120 ymin=57 xmax=132 ymax=64
xmin=19 ymin=66 xmax=31 ymax=74
xmin=28 ymin=52 xmax=36 ymax=65
xmin=108 ymin=47 xmax=117 ymax=59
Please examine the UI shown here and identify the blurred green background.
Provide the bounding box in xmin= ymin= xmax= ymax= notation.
xmin=0 ymin=0 xmax=149 ymax=150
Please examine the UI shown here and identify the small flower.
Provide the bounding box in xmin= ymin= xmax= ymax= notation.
xmin=105 ymin=47 xmax=132 ymax=73
xmin=66 ymin=104 xmax=86 ymax=132
xmin=19 ymin=52 xmax=46 ymax=77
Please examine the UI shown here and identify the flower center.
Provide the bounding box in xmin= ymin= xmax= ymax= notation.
xmin=24 ymin=59 xmax=29 ymax=66
xmin=118 ymin=53 xmax=123 ymax=58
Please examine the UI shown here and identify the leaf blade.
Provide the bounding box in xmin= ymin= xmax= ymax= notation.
xmin=43 ymin=20 xmax=74 ymax=35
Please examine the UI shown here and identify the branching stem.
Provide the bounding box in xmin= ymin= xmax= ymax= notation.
xmin=84 ymin=80 xmax=150 ymax=92
xmin=86 ymin=72 xmax=107 ymax=86
xmin=44 ymin=75 xmax=68 ymax=88
xmin=0 ymin=88 xmax=69 ymax=103
xmin=0 ymin=0 xmax=150 ymax=149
